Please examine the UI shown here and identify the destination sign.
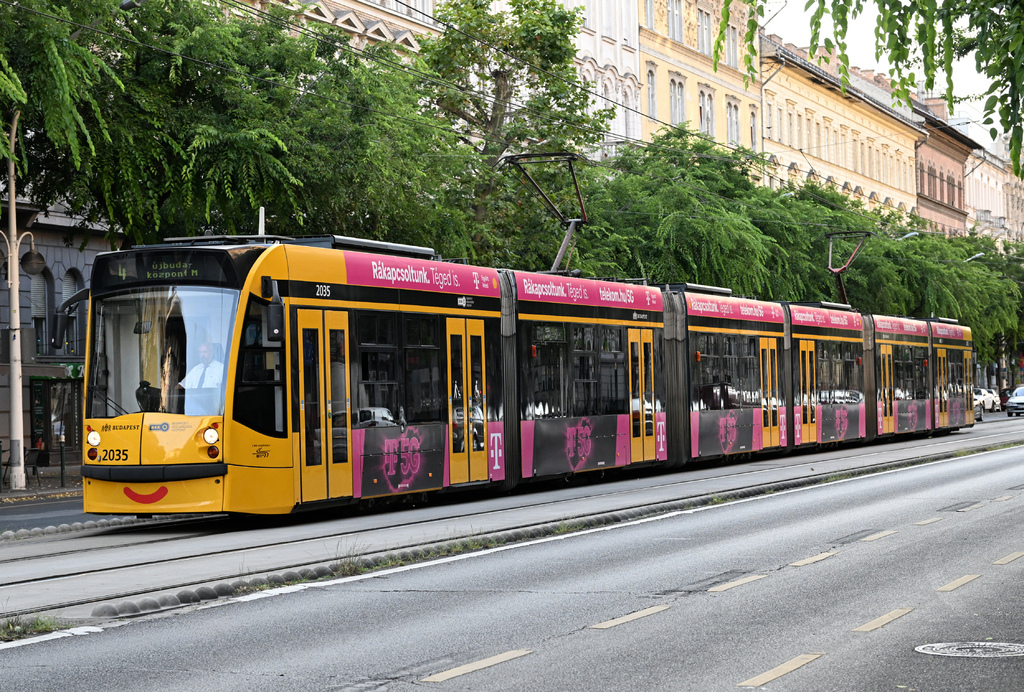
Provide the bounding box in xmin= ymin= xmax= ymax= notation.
xmin=93 ymin=251 xmax=235 ymax=292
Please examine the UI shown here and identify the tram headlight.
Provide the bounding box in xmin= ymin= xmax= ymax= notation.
xmin=87 ymin=431 xmax=101 ymax=447
xmin=203 ymin=427 xmax=219 ymax=445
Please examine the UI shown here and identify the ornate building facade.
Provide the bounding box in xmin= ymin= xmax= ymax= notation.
xmin=638 ymin=0 xmax=762 ymax=149
xmin=758 ymin=35 xmax=922 ymax=213
xmin=912 ymin=98 xmax=977 ymax=236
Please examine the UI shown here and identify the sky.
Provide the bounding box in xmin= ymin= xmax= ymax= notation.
xmin=761 ymin=0 xmax=998 ymax=147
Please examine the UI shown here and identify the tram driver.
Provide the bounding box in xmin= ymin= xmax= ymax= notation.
xmin=180 ymin=341 xmax=224 ymax=415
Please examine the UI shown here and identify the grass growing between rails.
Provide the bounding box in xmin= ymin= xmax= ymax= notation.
xmin=1 ymin=615 xmax=63 ymax=642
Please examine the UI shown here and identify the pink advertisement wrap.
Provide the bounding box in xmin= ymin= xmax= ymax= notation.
xmin=686 ymin=294 xmax=785 ymax=323
xmin=779 ymin=407 xmax=788 ymax=447
xmin=752 ymin=414 xmax=763 ymax=451
xmin=487 ymin=422 xmax=505 ymax=482
xmin=352 ymin=429 xmax=366 ymax=498
xmin=346 ymin=252 xmax=501 ymax=298
xmin=874 ymin=315 xmax=928 ymax=338
xmin=616 ymin=415 xmax=630 ymax=466
xmin=858 ymin=403 xmax=866 ymax=438
xmin=516 ymin=273 xmax=663 ymax=312
xmin=931 ymin=322 xmax=968 ymax=340
xmin=521 ymin=420 xmax=535 ymax=479
xmin=655 ymin=412 xmax=667 ymax=461
xmin=790 ymin=305 xmax=863 ymax=331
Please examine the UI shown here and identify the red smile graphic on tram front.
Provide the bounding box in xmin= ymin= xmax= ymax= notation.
xmin=123 ymin=486 xmax=169 ymax=504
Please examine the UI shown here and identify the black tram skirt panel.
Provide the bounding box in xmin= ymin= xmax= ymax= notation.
xmin=819 ymin=403 xmax=865 ymax=443
xmin=895 ymin=399 xmax=930 ymax=433
xmin=522 ymin=413 xmax=666 ymax=477
xmin=691 ymin=408 xmax=761 ymax=458
xmin=353 ymin=425 xmax=447 ymax=496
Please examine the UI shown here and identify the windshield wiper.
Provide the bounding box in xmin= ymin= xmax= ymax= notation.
xmin=87 ymin=386 xmax=131 ymax=416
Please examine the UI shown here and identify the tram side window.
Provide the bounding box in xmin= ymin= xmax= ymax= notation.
xmin=693 ymin=333 xmax=723 ymax=411
xmin=843 ymin=342 xmax=863 ymax=402
xmin=722 ymin=335 xmax=741 ymax=409
xmin=528 ymin=323 xmax=566 ymax=419
xmin=914 ymin=347 xmax=927 ymax=398
xmin=572 ymin=325 xmax=598 ymax=417
xmin=234 ymin=299 xmax=286 ymax=436
xmin=740 ymin=337 xmax=758 ymax=407
xmin=600 ymin=326 xmax=627 ymax=415
xmin=817 ymin=343 xmax=831 ymax=405
xmin=404 ymin=316 xmax=443 ymax=425
xmin=356 ymin=313 xmax=399 ymax=425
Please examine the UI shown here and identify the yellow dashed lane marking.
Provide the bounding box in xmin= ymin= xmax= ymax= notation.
xmin=852 ymin=608 xmax=914 ymax=632
xmin=790 ymin=551 xmax=838 ymax=567
xmin=915 ymin=518 xmax=942 ymax=526
xmin=421 ymin=650 xmax=532 ymax=683
xmin=590 ymin=605 xmax=671 ymax=630
xmin=861 ymin=530 xmax=897 ymax=542
xmin=993 ymin=551 xmax=1024 ymax=565
xmin=937 ymin=575 xmax=981 ymax=592
xmin=709 ymin=574 xmax=768 ymax=592
xmin=737 ymin=653 xmax=825 ymax=687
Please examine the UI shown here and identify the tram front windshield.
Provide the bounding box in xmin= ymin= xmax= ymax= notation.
xmin=87 ymin=287 xmax=238 ymax=418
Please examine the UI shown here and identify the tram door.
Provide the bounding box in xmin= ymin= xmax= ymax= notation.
xmin=447 ymin=318 xmax=488 ymax=485
xmin=297 ymin=310 xmax=353 ymax=503
xmin=760 ymin=338 xmax=780 ymax=447
xmin=879 ymin=344 xmax=895 ymax=434
xmin=628 ymin=328 xmax=655 ymax=462
xmin=798 ymin=340 xmax=816 ymax=444
xmin=936 ymin=348 xmax=949 ymax=427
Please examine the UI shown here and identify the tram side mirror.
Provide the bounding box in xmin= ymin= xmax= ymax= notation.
xmin=50 ymin=312 xmax=68 ymax=350
xmin=266 ymin=279 xmax=285 ymax=343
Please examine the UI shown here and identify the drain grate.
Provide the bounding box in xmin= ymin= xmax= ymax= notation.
xmin=915 ymin=642 xmax=1024 ymax=658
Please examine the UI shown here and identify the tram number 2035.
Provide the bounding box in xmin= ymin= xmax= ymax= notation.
xmin=97 ymin=448 xmax=131 ymax=462
xmin=315 ymin=284 xmax=331 ymax=297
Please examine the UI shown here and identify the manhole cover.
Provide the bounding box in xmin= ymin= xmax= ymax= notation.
xmin=916 ymin=642 xmax=1024 ymax=658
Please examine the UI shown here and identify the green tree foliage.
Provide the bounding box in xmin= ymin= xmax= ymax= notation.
xmin=576 ymin=126 xmax=1017 ymax=358
xmin=14 ymin=1 xmax=467 ymax=247
xmin=0 ymin=0 xmax=120 ymax=206
xmin=419 ymin=0 xmax=613 ymax=240
xmin=723 ymin=0 xmax=1024 ymax=175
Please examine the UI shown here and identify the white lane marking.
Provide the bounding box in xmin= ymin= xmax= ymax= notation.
xmin=737 ymin=653 xmax=825 ymax=687
xmin=993 ymin=551 xmax=1024 ymax=565
xmin=709 ymin=574 xmax=768 ymax=592
xmin=590 ymin=605 xmax=671 ymax=629
xmin=790 ymin=551 xmax=838 ymax=567
xmin=915 ymin=518 xmax=942 ymax=526
xmin=860 ymin=530 xmax=897 ymax=542
xmin=937 ymin=574 xmax=981 ymax=592
xmin=421 ymin=649 xmax=532 ymax=683
xmin=853 ymin=607 xmax=914 ymax=632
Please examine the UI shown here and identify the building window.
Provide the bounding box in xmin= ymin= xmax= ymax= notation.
xmin=31 ymin=270 xmax=54 ymax=357
xmin=726 ymin=26 xmax=739 ymax=68
xmin=766 ymin=102 xmax=774 ymax=141
xmin=787 ymin=110 xmax=794 ymax=147
xmin=669 ymin=78 xmax=685 ymax=124
xmin=697 ymin=9 xmax=712 ymax=55
xmin=645 ymin=0 xmax=654 ymax=27
xmin=699 ymin=90 xmax=714 ymax=136
xmin=647 ymin=69 xmax=656 ymax=118
xmin=726 ymin=102 xmax=740 ymax=146
xmin=669 ymin=0 xmax=683 ymax=41
xmin=750 ymin=111 xmax=757 ymax=152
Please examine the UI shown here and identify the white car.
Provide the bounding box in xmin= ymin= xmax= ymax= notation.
xmin=973 ymin=387 xmax=997 ymax=412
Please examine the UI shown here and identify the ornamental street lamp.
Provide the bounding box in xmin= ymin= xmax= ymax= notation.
xmin=4 ymin=115 xmax=46 ymax=490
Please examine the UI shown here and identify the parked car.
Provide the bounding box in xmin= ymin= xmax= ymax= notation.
xmin=973 ymin=387 xmax=998 ymax=412
xmin=1000 ymin=388 xmax=1013 ymax=410
xmin=983 ymin=388 xmax=999 ymax=411
xmin=1006 ymin=387 xmax=1024 ymax=417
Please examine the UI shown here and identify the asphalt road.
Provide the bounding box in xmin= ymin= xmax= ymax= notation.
xmin=3 ymin=442 xmax=1023 ymax=691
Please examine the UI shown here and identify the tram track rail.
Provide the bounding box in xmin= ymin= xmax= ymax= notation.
xmin=4 ymin=423 xmax=1024 ymax=620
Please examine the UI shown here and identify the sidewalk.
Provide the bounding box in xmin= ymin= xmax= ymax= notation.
xmin=0 ymin=461 xmax=82 ymax=500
